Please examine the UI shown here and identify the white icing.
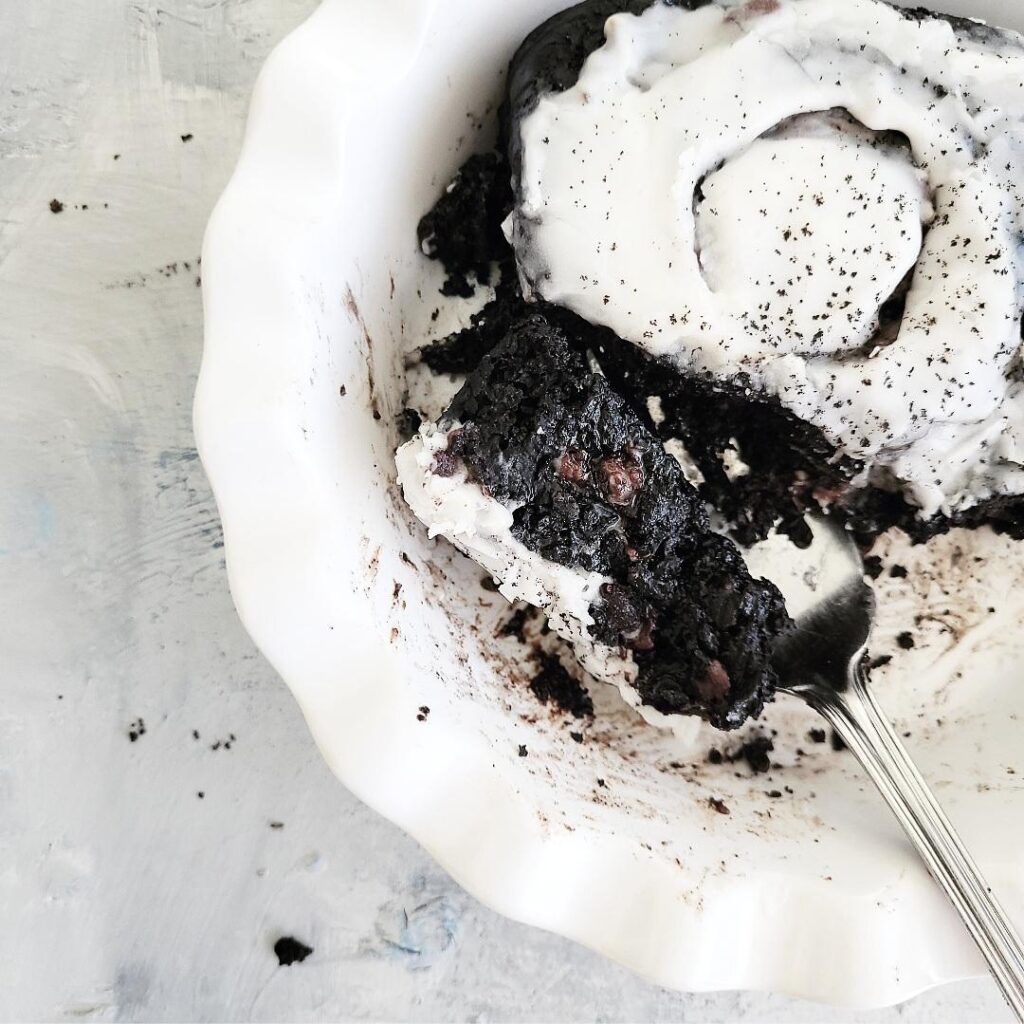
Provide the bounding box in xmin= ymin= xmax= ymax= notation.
xmin=515 ymin=0 xmax=1024 ymax=516
xmin=396 ymin=424 xmax=695 ymax=734
xmin=664 ymin=437 xmax=706 ymax=486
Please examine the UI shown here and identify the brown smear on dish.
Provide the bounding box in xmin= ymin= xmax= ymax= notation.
xmin=344 ymin=286 xmax=381 ymax=421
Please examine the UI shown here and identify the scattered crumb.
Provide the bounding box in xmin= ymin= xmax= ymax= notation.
xmin=733 ymin=735 xmax=773 ymax=774
xmin=274 ymin=936 xmax=313 ymax=966
xmin=808 ymin=728 xmax=826 ymax=744
xmin=500 ymin=607 xmax=530 ymax=642
xmin=529 ymin=654 xmax=594 ymax=719
xmin=127 ymin=718 xmax=146 ymax=743
xmin=197 ymin=791 xmax=205 ymax=799
xmin=416 ymin=705 xmax=430 ymax=722
xmin=708 ymin=797 xmax=730 ymax=815
xmin=518 ymin=744 xmax=528 ymax=757
xmin=397 ymin=407 xmax=422 ymax=439
xmin=896 ymin=631 xmax=916 ymax=650
xmin=868 ymin=653 xmax=893 ymax=669
xmin=862 ymin=555 xmax=883 ymax=579
xmin=830 ymin=730 xmax=847 ymax=752
xmin=192 ymin=729 xmax=200 ymax=740
xmin=569 ymin=731 xmax=583 ymax=743
xmin=269 ymin=821 xmax=284 ymax=830
xmin=596 ymin=777 xmax=607 ymax=788
xmin=339 ymin=385 xmax=347 ymax=397
xmin=766 ymin=790 xmax=783 ymax=799
xmin=889 ymin=564 xmax=908 ymax=578
xmin=49 ymin=199 xmax=64 ymax=214
xmin=707 ymin=735 xmax=772 ymax=773
xmin=181 ymin=133 xmax=194 ymax=143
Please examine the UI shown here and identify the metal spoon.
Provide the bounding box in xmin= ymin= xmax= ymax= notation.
xmin=760 ymin=516 xmax=1024 ymax=1019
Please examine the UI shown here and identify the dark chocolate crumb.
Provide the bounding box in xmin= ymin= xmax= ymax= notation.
xmin=889 ymin=564 xmax=908 ymax=578
xmin=49 ymin=199 xmax=64 ymax=214
xmin=480 ymin=575 xmax=499 ymax=592
xmin=397 ymin=407 xmax=422 ymax=440
xmin=896 ymin=631 xmax=916 ymax=649
xmin=733 ymin=735 xmax=773 ymax=774
xmin=808 ymin=728 xmax=827 ymax=744
xmin=529 ymin=654 xmax=594 ymax=719
xmin=518 ymin=744 xmax=528 ymax=757
xmin=274 ymin=937 xmax=313 ymax=966
xmin=192 ymin=729 xmax=200 ymax=740
xmin=197 ymin=791 xmax=205 ymax=799
xmin=269 ymin=821 xmax=284 ymax=830
xmin=181 ymin=133 xmax=194 ymax=143
xmin=766 ymin=790 xmax=783 ymax=799
xmin=707 ymin=748 xmax=724 ymax=765
xmin=862 ymin=555 xmax=883 ymax=579
xmin=596 ymin=777 xmax=607 ymax=788
xmin=569 ymin=731 xmax=584 ymax=743
xmin=868 ymin=653 xmax=893 ymax=670
xmin=708 ymin=797 xmax=730 ymax=815
xmin=127 ymin=718 xmax=146 ymax=743
xmin=501 ymin=608 xmax=530 ymax=642
xmin=830 ymin=730 xmax=847 ymax=752
xmin=339 ymin=385 xmax=347 ymax=397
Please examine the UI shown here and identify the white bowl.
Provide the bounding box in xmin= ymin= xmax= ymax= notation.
xmin=195 ymin=0 xmax=1024 ymax=1007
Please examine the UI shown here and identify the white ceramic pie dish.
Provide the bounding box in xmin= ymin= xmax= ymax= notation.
xmin=195 ymin=0 xmax=1024 ymax=1007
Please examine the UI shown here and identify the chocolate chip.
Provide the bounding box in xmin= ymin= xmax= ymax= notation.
xmin=596 ymin=450 xmax=644 ymax=506
xmin=554 ymin=449 xmax=588 ymax=483
xmin=431 ymin=448 xmax=460 ymax=477
xmin=693 ymin=659 xmax=730 ymax=702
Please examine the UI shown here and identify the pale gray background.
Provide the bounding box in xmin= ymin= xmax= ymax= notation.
xmin=0 ymin=2 xmax=1009 ymax=1020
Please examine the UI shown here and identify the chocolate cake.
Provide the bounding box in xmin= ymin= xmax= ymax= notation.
xmin=401 ymin=0 xmax=1024 ymax=731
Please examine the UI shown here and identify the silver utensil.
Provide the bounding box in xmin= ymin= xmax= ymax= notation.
xmin=766 ymin=516 xmax=1024 ymax=1020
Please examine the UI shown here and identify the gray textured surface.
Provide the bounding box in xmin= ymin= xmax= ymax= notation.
xmin=0 ymin=1 xmax=1009 ymax=1020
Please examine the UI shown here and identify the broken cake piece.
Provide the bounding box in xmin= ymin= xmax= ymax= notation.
xmin=396 ymin=312 xmax=790 ymax=730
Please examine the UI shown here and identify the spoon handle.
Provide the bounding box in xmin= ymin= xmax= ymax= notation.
xmin=805 ymin=670 xmax=1024 ymax=1022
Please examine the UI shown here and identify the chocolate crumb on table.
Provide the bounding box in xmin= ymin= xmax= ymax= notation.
xmin=273 ymin=936 xmax=313 ymax=966
xmin=518 ymin=744 xmax=528 ymax=757
xmin=49 ymin=198 xmax=64 ymax=213
xmin=808 ymin=728 xmax=827 ymax=744
xmin=416 ymin=705 xmax=430 ymax=722
xmin=127 ymin=718 xmax=146 ymax=742
xmin=896 ymin=631 xmax=916 ymax=650
xmin=708 ymin=797 xmax=730 ymax=815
